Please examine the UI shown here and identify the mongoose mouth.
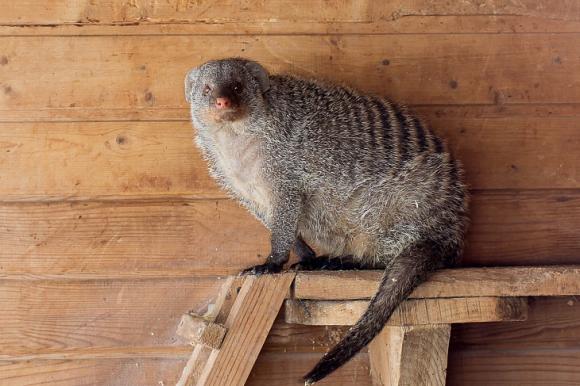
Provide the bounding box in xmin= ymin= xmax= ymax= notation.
xmin=207 ymin=106 xmax=247 ymax=123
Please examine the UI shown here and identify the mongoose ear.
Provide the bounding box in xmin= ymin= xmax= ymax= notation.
xmin=184 ymin=68 xmax=198 ymax=103
xmin=245 ymin=61 xmax=270 ymax=94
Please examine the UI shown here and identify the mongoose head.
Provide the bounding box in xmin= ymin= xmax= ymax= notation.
xmin=184 ymin=58 xmax=270 ymax=125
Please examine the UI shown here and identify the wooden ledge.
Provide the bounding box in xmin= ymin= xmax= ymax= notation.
xmin=285 ymin=297 xmax=528 ymax=326
xmin=293 ymin=266 xmax=580 ymax=300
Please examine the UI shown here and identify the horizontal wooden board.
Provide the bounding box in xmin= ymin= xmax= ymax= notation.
xmin=285 ymin=297 xmax=527 ymax=326
xmin=0 ymin=280 xmax=354 ymax=358
xmin=432 ymin=117 xmax=580 ymax=190
xmin=6 ymin=346 xmax=578 ymax=386
xmin=5 ymin=346 xmax=579 ymax=385
xmin=268 ymin=297 xmax=580 ymax=353
xmin=0 ymin=121 xmax=220 ymax=200
xmin=0 ymin=117 xmax=578 ymax=201
xmin=4 ymin=17 xmax=580 ymax=36
xmin=264 ymin=315 xmax=352 ymax=353
xmin=248 ymin=352 xmax=371 ymax=386
xmin=0 ymin=0 xmax=374 ymax=25
xmin=452 ymin=296 xmax=580 ymax=350
xmin=0 ymin=358 xmax=185 ymax=386
xmin=11 ymin=350 xmax=360 ymax=385
xmin=1 ymin=34 xmax=579 ymax=121
xmin=447 ymin=349 xmax=580 ymax=386
xmin=0 ymin=200 xmax=268 ymax=278
xmin=0 ymin=278 xmax=224 ymax=358
xmin=294 ymin=266 xmax=580 ymax=300
xmin=0 ymin=290 xmax=577 ymax=385
xmin=4 ymin=0 xmax=580 ymax=25
xmin=0 ymin=288 xmax=574 ymax=356
xmin=1 ymin=190 xmax=579 ymax=279
xmin=3 ymin=101 xmax=580 ymax=123
xmin=467 ymin=190 xmax=580 ymax=265
xmin=0 ymin=353 xmax=370 ymax=386
xmin=1 ymin=1 xmax=580 ymax=35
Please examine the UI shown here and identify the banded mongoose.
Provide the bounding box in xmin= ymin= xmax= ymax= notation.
xmin=184 ymin=58 xmax=469 ymax=384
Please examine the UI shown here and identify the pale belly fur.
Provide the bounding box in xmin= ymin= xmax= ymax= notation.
xmin=209 ymin=129 xmax=273 ymax=224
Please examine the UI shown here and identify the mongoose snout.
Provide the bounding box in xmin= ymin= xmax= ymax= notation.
xmin=207 ymin=83 xmax=245 ymax=122
xmin=215 ymin=97 xmax=231 ymax=109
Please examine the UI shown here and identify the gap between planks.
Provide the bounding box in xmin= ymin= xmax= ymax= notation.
xmin=2 ymin=103 xmax=580 ymax=123
xmin=0 ymin=187 xmax=578 ymax=206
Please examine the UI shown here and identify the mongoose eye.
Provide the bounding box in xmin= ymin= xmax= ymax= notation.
xmin=202 ymin=85 xmax=211 ymax=96
xmin=233 ymin=82 xmax=243 ymax=93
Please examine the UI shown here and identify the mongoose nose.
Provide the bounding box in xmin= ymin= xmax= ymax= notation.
xmin=215 ymin=97 xmax=231 ymax=109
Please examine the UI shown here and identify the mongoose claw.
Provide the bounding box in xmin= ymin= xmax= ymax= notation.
xmin=240 ymin=262 xmax=283 ymax=276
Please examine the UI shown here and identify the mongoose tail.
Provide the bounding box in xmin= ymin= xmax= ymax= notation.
xmin=303 ymin=243 xmax=433 ymax=385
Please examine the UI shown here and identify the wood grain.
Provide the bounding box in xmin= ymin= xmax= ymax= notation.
xmin=0 ymin=358 xmax=186 ymax=386
xmin=466 ymin=190 xmax=580 ymax=265
xmin=264 ymin=316 xmax=353 ymax=353
xmin=1 ymin=190 xmax=579 ymax=279
xmin=0 ymin=117 xmax=578 ymax=200
xmin=0 ymin=121 xmax=219 ymax=200
xmin=4 ymin=17 xmax=580 ymax=36
xmin=264 ymin=297 xmax=580 ymax=353
xmin=0 ymin=278 xmax=224 ymax=358
xmin=0 ymin=0 xmax=376 ymax=25
xmin=248 ymin=352 xmax=371 ymax=386
xmin=452 ymin=296 xmax=580 ymax=350
xmin=201 ymin=273 xmax=295 ymax=386
xmin=447 ymin=349 xmax=580 ymax=386
xmin=177 ymin=276 xmax=241 ymax=385
xmin=285 ymin=297 xmax=527 ymax=326
xmin=0 ymin=200 xmax=269 ymax=278
xmin=3 ymin=349 xmax=580 ymax=386
xmin=369 ymin=325 xmax=451 ymax=386
xmin=6 ymin=348 xmax=580 ymax=386
xmin=0 ymin=291 xmax=572 ymax=355
xmin=0 ymin=354 xmax=371 ymax=386
xmin=294 ymin=266 xmax=580 ymax=300
xmin=2 ymin=2 xmax=580 ymax=385
xmin=2 ymin=1 xmax=580 ymax=35
xmin=1 ymin=35 xmax=579 ymax=121
xmin=175 ymin=314 xmax=227 ymax=350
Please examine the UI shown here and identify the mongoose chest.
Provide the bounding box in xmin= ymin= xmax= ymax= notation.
xmin=205 ymin=128 xmax=273 ymax=222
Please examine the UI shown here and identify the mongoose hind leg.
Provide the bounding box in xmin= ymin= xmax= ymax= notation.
xmin=242 ymin=236 xmax=319 ymax=275
xmin=294 ymin=236 xmax=316 ymax=260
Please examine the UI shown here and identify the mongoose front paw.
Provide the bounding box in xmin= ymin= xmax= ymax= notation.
xmin=241 ymin=262 xmax=283 ymax=276
xmin=291 ymin=255 xmax=366 ymax=271
xmin=290 ymin=258 xmax=324 ymax=271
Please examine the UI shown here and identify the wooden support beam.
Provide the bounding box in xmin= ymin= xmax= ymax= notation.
xmin=293 ymin=266 xmax=580 ymax=300
xmin=369 ymin=325 xmax=451 ymax=386
xmin=285 ymin=297 xmax=527 ymax=326
xmin=177 ymin=273 xmax=295 ymax=386
xmin=177 ymin=276 xmax=241 ymax=386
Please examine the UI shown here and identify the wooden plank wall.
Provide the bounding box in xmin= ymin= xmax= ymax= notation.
xmin=0 ymin=1 xmax=579 ymax=385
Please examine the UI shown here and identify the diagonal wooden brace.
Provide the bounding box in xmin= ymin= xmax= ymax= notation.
xmin=176 ymin=272 xmax=295 ymax=386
